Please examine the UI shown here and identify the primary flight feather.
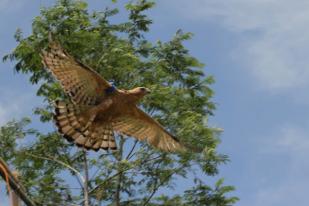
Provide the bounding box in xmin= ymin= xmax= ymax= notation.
xmin=41 ymin=42 xmax=185 ymax=152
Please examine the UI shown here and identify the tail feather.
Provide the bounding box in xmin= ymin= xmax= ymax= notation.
xmin=100 ymin=128 xmax=116 ymax=150
xmin=54 ymin=100 xmax=117 ymax=151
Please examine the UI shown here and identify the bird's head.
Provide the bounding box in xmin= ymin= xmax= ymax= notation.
xmin=128 ymin=87 xmax=151 ymax=99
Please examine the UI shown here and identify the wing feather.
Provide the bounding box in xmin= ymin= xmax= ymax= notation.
xmin=112 ymin=107 xmax=185 ymax=152
xmin=41 ymin=42 xmax=112 ymax=105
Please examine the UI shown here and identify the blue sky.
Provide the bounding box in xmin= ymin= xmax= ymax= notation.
xmin=1 ymin=0 xmax=309 ymax=205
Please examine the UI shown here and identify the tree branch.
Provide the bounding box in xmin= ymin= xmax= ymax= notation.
xmin=115 ymin=136 xmax=125 ymax=206
xmin=80 ymin=154 xmax=163 ymax=205
xmin=82 ymin=150 xmax=90 ymax=206
xmin=89 ymin=152 xmax=114 ymax=181
xmin=126 ymin=140 xmax=138 ymax=160
xmin=142 ymin=165 xmax=187 ymax=206
xmin=25 ymin=153 xmax=85 ymax=186
xmin=0 ymin=157 xmax=38 ymax=206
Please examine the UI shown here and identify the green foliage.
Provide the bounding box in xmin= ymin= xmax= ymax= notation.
xmin=0 ymin=118 xmax=33 ymax=161
xmin=150 ymin=178 xmax=239 ymax=206
xmin=182 ymin=179 xmax=239 ymax=206
xmin=0 ymin=119 xmax=73 ymax=205
xmin=1 ymin=0 xmax=238 ymax=205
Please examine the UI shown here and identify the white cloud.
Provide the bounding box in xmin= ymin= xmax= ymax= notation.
xmin=251 ymin=125 xmax=309 ymax=206
xmin=161 ymin=0 xmax=309 ymax=92
xmin=0 ymin=101 xmax=23 ymax=126
xmin=253 ymin=181 xmax=308 ymax=206
xmin=0 ymin=89 xmax=35 ymax=126
xmin=262 ymin=125 xmax=309 ymax=153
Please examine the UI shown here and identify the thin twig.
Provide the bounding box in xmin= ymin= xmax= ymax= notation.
xmin=82 ymin=154 xmax=163 ymax=199
xmin=142 ymin=165 xmax=187 ymax=206
xmin=126 ymin=140 xmax=138 ymax=160
xmin=79 ymin=154 xmax=164 ymax=205
xmin=74 ymin=175 xmax=84 ymax=189
xmin=89 ymin=153 xmax=114 ymax=181
xmin=25 ymin=153 xmax=85 ymax=184
xmin=115 ymin=137 xmax=125 ymax=206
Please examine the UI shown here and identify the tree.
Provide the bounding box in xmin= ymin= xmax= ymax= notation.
xmin=2 ymin=0 xmax=238 ymax=205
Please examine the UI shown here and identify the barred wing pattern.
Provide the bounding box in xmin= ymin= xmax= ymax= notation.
xmin=41 ymin=42 xmax=112 ymax=105
xmin=54 ymin=101 xmax=117 ymax=151
xmin=112 ymin=107 xmax=185 ymax=152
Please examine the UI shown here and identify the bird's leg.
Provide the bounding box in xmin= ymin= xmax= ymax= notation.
xmin=95 ymin=98 xmax=113 ymax=113
xmin=82 ymin=99 xmax=113 ymax=130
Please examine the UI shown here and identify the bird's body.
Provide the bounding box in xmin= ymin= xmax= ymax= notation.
xmin=41 ymin=42 xmax=185 ymax=152
xmin=82 ymin=89 xmax=147 ymax=126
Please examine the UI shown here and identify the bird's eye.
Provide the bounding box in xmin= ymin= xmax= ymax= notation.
xmin=140 ymin=87 xmax=146 ymax=91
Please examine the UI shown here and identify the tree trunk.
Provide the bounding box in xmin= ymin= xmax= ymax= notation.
xmin=0 ymin=157 xmax=38 ymax=206
xmin=83 ymin=150 xmax=90 ymax=206
xmin=10 ymin=171 xmax=21 ymax=206
xmin=114 ymin=136 xmax=125 ymax=206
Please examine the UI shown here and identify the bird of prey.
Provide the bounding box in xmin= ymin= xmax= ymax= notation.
xmin=41 ymin=42 xmax=185 ymax=152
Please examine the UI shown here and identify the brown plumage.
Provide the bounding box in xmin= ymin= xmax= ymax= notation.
xmin=41 ymin=42 xmax=185 ymax=152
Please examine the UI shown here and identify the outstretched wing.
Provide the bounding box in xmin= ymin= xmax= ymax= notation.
xmin=112 ymin=106 xmax=186 ymax=152
xmin=41 ymin=42 xmax=112 ymax=105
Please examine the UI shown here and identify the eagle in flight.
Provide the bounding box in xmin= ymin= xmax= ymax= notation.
xmin=41 ymin=42 xmax=185 ymax=152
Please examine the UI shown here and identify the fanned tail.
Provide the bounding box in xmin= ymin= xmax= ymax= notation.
xmin=54 ymin=100 xmax=117 ymax=151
